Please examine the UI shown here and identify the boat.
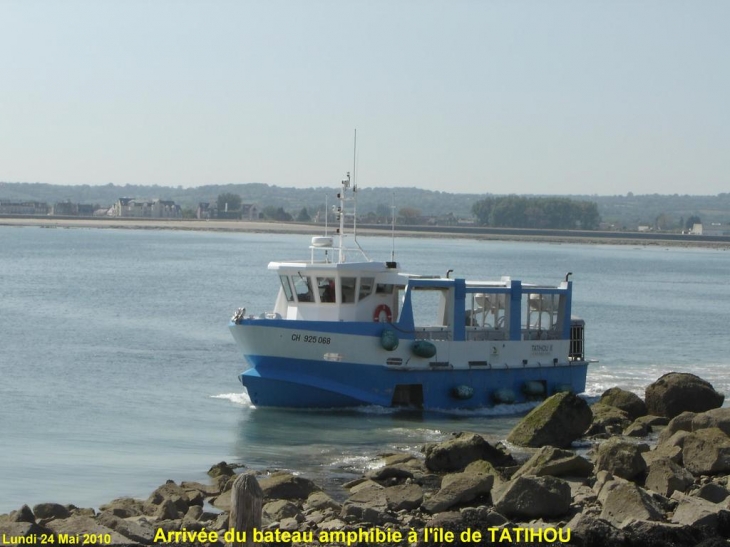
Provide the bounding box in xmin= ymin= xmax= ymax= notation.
xmin=230 ymin=174 xmax=588 ymax=409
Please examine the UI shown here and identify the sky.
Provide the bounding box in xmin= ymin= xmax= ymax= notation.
xmin=0 ymin=1 xmax=728 ymax=196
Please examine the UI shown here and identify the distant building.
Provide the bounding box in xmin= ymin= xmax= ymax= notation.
xmin=700 ymin=224 xmax=730 ymax=236
xmin=51 ymin=201 xmax=78 ymax=216
xmin=196 ymin=202 xmax=258 ymax=220
xmin=48 ymin=202 xmax=99 ymax=216
xmin=113 ymin=198 xmax=182 ymax=218
xmin=0 ymin=200 xmax=50 ymax=215
xmin=690 ymin=223 xmax=703 ymax=235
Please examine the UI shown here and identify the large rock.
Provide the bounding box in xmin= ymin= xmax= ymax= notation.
xmin=0 ymin=522 xmax=55 ymax=544
xmin=512 ymin=445 xmax=593 ymax=479
xmin=146 ymin=480 xmax=192 ymax=515
xmin=506 ymin=392 xmax=592 ymax=448
xmin=98 ymin=497 xmax=145 ymax=518
xmin=493 ymin=475 xmax=571 ymax=519
xmin=564 ymin=514 xmax=630 ymax=547
xmin=682 ymin=427 xmax=730 ymax=476
xmin=586 ymin=403 xmax=632 ymax=436
xmin=691 ymin=407 xmax=730 ymax=436
xmin=644 ymin=458 xmax=694 ymax=497
xmin=32 ymin=503 xmax=71 ymax=521
xmin=671 ymin=492 xmax=730 ymax=535
xmin=258 ymin=472 xmax=320 ymax=500
xmin=421 ymin=472 xmax=494 ymax=513
xmin=95 ymin=512 xmax=157 ymax=544
xmin=600 ymin=387 xmax=648 ymax=421
xmin=382 ymin=484 xmax=423 ymax=512
xmin=45 ymin=516 xmax=130 ymax=545
xmin=424 ymin=432 xmax=513 ymax=472
xmin=594 ymin=437 xmax=648 ymax=481
xmin=645 ymin=373 xmax=724 ymax=419
xmin=599 ymin=482 xmax=664 ymax=527
xmin=262 ymin=500 xmax=303 ymax=523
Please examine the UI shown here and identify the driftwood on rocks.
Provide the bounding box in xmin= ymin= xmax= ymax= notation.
xmin=229 ymin=473 xmax=263 ymax=547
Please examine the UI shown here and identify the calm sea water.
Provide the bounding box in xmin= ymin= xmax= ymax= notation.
xmin=1 ymin=226 xmax=729 ymax=513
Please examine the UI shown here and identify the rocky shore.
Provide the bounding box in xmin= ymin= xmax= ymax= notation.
xmin=3 ymin=372 xmax=730 ymax=546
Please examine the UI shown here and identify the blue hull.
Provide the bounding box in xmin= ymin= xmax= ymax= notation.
xmin=239 ymin=356 xmax=588 ymax=409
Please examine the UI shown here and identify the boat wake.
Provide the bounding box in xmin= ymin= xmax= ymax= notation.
xmin=211 ymin=392 xmax=253 ymax=407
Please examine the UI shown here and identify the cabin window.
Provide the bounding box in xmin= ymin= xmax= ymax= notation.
xmin=293 ymin=274 xmax=314 ymax=302
xmin=411 ymin=287 xmax=449 ymax=328
xmin=341 ymin=277 xmax=356 ymax=303
xmin=359 ymin=277 xmax=374 ymax=301
xmin=317 ymin=277 xmax=336 ymax=303
xmin=279 ymin=275 xmax=295 ymax=302
xmin=376 ymin=283 xmax=394 ymax=294
xmin=525 ymin=293 xmax=562 ymax=338
xmin=467 ymin=292 xmax=506 ymax=328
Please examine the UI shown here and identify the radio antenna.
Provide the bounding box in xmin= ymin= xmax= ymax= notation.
xmin=390 ymin=191 xmax=396 ymax=262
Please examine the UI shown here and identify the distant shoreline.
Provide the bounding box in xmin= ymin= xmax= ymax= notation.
xmin=2 ymin=216 xmax=730 ymax=249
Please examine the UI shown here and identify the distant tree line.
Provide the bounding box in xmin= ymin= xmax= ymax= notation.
xmin=472 ymin=196 xmax=600 ymax=230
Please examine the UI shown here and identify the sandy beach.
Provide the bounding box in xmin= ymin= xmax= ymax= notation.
xmin=2 ymin=216 xmax=730 ymax=249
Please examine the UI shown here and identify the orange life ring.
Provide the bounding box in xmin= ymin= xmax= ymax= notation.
xmin=373 ymin=304 xmax=393 ymax=323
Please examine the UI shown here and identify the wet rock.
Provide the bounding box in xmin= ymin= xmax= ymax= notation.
xmin=644 ymin=458 xmax=694 ymax=497
xmin=207 ymin=461 xmax=238 ymax=478
xmin=381 ymin=452 xmax=419 ymax=466
xmin=599 ymin=482 xmax=664 ymax=527
xmin=645 ymin=373 xmax=724 ymax=419
xmin=259 ymin=471 xmax=320 ymax=500
xmin=683 ymin=427 xmax=730 ymax=475
xmin=600 ymin=387 xmax=648 ymax=420
xmin=367 ymin=465 xmax=414 ymax=482
xmin=32 ymin=503 xmax=70 ymax=521
xmin=506 ymin=392 xmax=592 ymax=448
xmin=694 ymin=482 xmax=730 ymax=503
xmin=623 ymin=421 xmax=651 ymax=437
xmin=493 ymin=475 xmax=571 ymax=519
xmin=421 ymin=472 xmax=493 ymax=513
xmin=424 ymin=432 xmax=513 ymax=472
xmin=586 ymin=403 xmax=632 ymax=436
xmin=512 ymin=445 xmax=593 ymax=479
xmin=594 ymin=437 xmax=648 ymax=481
